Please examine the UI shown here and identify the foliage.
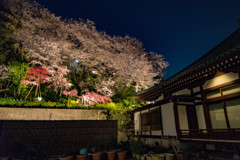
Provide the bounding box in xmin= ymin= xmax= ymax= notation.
xmin=25 ymin=66 xmax=50 ymax=83
xmin=0 ymin=97 xmax=70 ymax=108
xmin=0 ymin=1 xmax=149 ymax=142
xmin=0 ymin=64 xmax=10 ymax=93
xmin=77 ymin=69 xmax=98 ymax=92
xmin=2 ymin=0 xmax=168 ymax=95
xmin=0 ymin=97 xmax=25 ymax=106
xmin=96 ymin=96 xmax=141 ymax=141
xmin=8 ymin=62 xmax=29 ymax=85
xmin=0 ymin=64 xmax=9 ymax=80
xmin=130 ymin=139 xmax=143 ymax=155
xmin=106 ymin=137 xmax=118 ymax=151
xmin=0 ymin=6 xmax=23 ymax=64
xmin=79 ymin=89 xmax=112 ymax=105
xmin=21 ymin=66 xmax=50 ymax=99
xmin=62 ymin=89 xmax=78 ymax=98
xmin=48 ymin=65 xmax=70 ymax=96
xmin=112 ymin=85 xmax=135 ymax=102
xmin=147 ymin=145 xmax=168 ymax=154
xmin=8 ymin=61 xmax=29 ymax=96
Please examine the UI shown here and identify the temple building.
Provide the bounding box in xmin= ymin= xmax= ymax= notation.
xmin=133 ymin=28 xmax=240 ymax=158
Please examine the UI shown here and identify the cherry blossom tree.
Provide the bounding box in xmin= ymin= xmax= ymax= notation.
xmin=79 ymin=89 xmax=112 ymax=105
xmin=48 ymin=65 xmax=70 ymax=96
xmin=62 ymin=89 xmax=79 ymax=106
xmin=3 ymin=0 xmax=168 ymax=96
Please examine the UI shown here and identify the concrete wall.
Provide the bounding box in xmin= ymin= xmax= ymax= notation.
xmin=0 ymin=107 xmax=106 ymax=120
xmin=0 ymin=108 xmax=117 ymax=157
xmin=0 ymin=120 xmax=117 ymax=157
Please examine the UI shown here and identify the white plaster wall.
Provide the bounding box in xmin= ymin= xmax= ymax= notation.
xmin=193 ymin=87 xmax=200 ymax=93
xmin=134 ymin=111 xmax=141 ymax=135
xmin=150 ymin=106 xmax=160 ymax=111
xmin=173 ymin=88 xmax=191 ymax=96
xmin=141 ymin=109 xmax=149 ymax=114
xmin=156 ymin=94 xmax=164 ymax=101
xmin=195 ymin=99 xmax=202 ymax=103
xmin=178 ymin=105 xmax=189 ymax=130
xmin=203 ymin=72 xmax=239 ymax=89
xmin=196 ymin=105 xmax=207 ymax=129
xmin=161 ymin=102 xmax=177 ymax=136
xmin=195 ymin=94 xmax=202 ymax=98
xmin=152 ymin=130 xmax=162 ymax=136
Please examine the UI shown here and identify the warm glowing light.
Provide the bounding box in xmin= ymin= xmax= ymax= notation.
xmin=203 ymin=72 xmax=239 ymax=89
xmin=37 ymin=96 xmax=42 ymax=101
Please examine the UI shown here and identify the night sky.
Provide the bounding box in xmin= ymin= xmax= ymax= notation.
xmin=36 ymin=0 xmax=240 ymax=79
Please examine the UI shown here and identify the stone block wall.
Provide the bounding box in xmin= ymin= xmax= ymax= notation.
xmin=0 ymin=107 xmax=106 ymax=120
xmin=0 ymin=108 xmax=117 ymax=157
xmin=0 ymin=120 xmax=117 ymax=157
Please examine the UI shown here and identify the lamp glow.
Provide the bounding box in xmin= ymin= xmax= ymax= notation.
xmin=37 ymin=96 xmax=42 ymax=101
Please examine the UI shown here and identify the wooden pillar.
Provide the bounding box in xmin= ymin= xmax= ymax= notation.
xmin=173 ymin=99 xmax=181 ymax=136
xmin=200 ymin=85 xmax=212 ymax=129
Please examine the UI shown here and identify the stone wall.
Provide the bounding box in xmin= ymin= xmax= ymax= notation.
xmin=0 ymin=108 xmax=117 ymax=157
xmin=0 ymin=107 xmax=106 ymax=120
xmin=0 ymin=120 xmax=117 ymax=157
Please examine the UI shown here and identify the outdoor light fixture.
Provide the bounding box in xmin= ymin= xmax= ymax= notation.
xmin=37 ymin=96 xmax=42 ymax=101
xmin=75 ymin=59 xmax=79 ymax=63
xmin=68 ymin=83 xmax=72 ymax=86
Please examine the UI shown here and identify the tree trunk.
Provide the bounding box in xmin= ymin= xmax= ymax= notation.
xmin=0 ymin=88 xmax=9 ymax=92
xmin=25 ymin=85 xmax=35 ymax=100
xmin=35 ymin=84 xmax=38 ymax=98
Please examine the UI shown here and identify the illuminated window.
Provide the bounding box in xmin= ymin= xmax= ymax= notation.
xmin=222 ymin=85 xmax=240 ymax=96
xmin=209 ymin=103 xmax=227 ymax=129
xmin=206 ymin=84 xmax=240 ymax=100
xmin=226 ymin=98 xmax=240 ymax=128
xmin=206 ymin=90 xmax=221 ymax=99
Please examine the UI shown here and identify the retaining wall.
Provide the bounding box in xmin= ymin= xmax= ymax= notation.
xmin=0 ymin=107 xmax=117 ymax=157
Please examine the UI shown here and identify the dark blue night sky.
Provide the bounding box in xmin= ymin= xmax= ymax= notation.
xmin=37 ymin=0 xmax=240 ymax=79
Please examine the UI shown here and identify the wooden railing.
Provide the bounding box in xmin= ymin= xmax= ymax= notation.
xmin=180 ymin=128 xmax=240 ymax=140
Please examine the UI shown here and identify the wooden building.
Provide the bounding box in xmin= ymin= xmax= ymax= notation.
xmin=133 ymin=28 xmax=240 ymax=157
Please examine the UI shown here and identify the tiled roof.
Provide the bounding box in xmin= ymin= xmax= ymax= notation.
xmin=164 ymin=28 xmax=240 ymax=86
xmin=136 ymin=28 xmax=240 ymax=98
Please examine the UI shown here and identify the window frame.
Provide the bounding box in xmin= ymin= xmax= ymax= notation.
xmin=140 ymin=107 xmax=162 ymax=134
xmin=204 ymin=82 xmax=240 ymax=129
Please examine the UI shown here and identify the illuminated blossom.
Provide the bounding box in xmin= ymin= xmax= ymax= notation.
xmin=79 ymin=89 xmax=112 ymax=105
xmin=48 ymin=65 xmax=70 ymax=96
